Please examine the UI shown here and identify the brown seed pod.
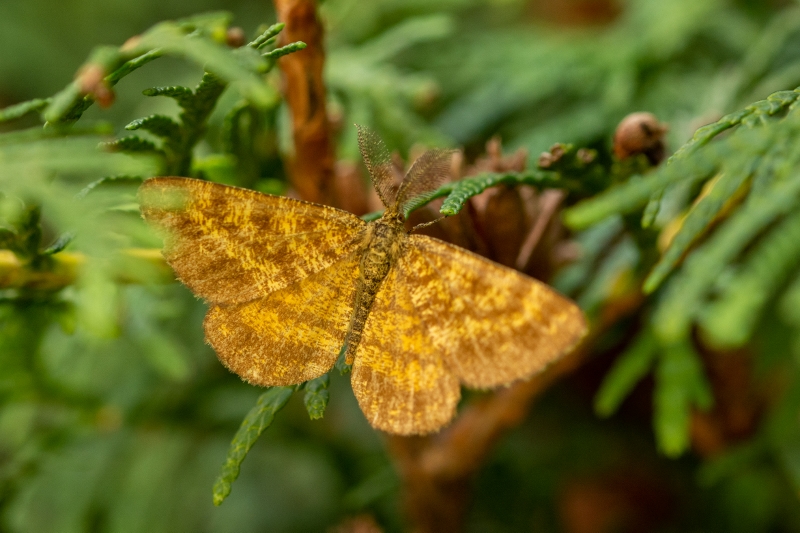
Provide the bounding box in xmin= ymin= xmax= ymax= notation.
xmin=76 ymin=63 xmax=115 ymax=108
xmin=225 ymin=27 xmax=247 ymax=48
xmin=613 ymin=112 xmax=668 ymax=164
xmin=538 ymin=143 xmax=567 ymax=169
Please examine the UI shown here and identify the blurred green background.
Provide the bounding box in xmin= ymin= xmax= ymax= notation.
xmin=4 ymin=0 xmax=800 ymax=531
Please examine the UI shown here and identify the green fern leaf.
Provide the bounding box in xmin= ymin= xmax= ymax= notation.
xmin=262 ymin=41 xmax=307 ymax=61
xmin=644 ymin=170 xmax=751 ymax=293
xmin=701 ymin=210 xmax=800 ymax=347
xmin=212 ymin=386 xmax=295 ymax=506
xmin=564 ymin=88 xmax=800 ymax=230
xmin=103 ymin=136 xmax=162 ymax=154
xmin=640 ymin=189 xmax=664 ymax=228
xmin=142 ymin=86 xmax=195 ymax=109
xmin=595 ymin=329 xmax=657 ymax=417
xmin=249 ymin=23 xmax=285 ymax=49
xmin=653 ymin=341 xmax=712 ymax=457
xmin=564 ymin=159 xmax=715 ymax=230
xmin=106 ymin=49 xmax=163 ymax=85
xmin=303 ymin=374 xmax=330 ymax=420
xmin=186 ymin=73 xmax=227 ymax=125
xmin=125 ymin=115 xmax=182 ymax=142
xmin=135 ymin=24 xmax=271 ymax=107
xmin=0 ymin=137 xmax=158 ymax=179
xmin=401 ymin=171 xmax=563 ymax=219
xmin=0 ymin=99 xmax=50 ymax=124
xmin=653 ymin=172 xmax=800 ymax=344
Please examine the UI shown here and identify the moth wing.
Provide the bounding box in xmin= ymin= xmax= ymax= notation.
xmin=351 ymin=266 xmax=461 ymax=435
xmin=139 ymin=177 xmax=366 ymax=304
xmin=205 ymin=252 xmax=361 ymax=386
xmin=404 ymin=235 xmax=587 ymax=388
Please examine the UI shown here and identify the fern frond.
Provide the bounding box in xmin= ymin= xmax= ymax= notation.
xmin=263 ymin=41 xmax=307 ymax=61
xmin=303 ymin=374 xmax=330 ymax=420
xmin=42 ymin=13 xmax=298 ymax=126
xmin=44 ymin=82 xmax=87 ymax=126
xmin=141 ymin=86 xmax=195 ymax=108
xmin=134 ymin=23 xmax=270 ymax=106
xmin=103 ymin=136 xmax=162 ymax=154
xmin=0 ymin=136 xmax=157 ymax=178
xmin=439 ymin=172 xmax=561 ymax=215
xmin=564 ymin=158 xmax=716 ymax=230
xmin=137 ymin=75 xmax=225 ymax=175
xmin=654 ymin=340 xmax=712 ymax=457
xmin=595 ymin=329 xmax=657 ymax=417
xmin=564 ymin=88 xmax=800 ymax=230
xmin=249 ymin=23 xmax=285 ymax=49
xmin=195 ymin=72 xmax=228 ymax=105
xmin=212 ymin=386 xmax=296 ymax=506
xmin=125 ymin=115 xmax=181 ymax=142
xmin=653 ymin=172 xmax=800 ymax=343
xmin=401 ymin=170 xmax=564 ymax=219
xmin=44 ymin=45 xmax=121 ymax=125
xmin=701 ymin=210 xmax=800 ymax=347
xmin=105 ymin=49 xmax=164 ymax=84
xmin=644 ymin=171 xmax=751 ymax=293
xmin=75 ymin=175 xmax=145 ymax=198
xmin=0 ymin=99 xmax=50 ymax=124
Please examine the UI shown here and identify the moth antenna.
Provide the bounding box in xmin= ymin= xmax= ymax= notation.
xmin=356 ymin=124 xmax=399 ymax=208
xmin=410 ymin=215 xmax=448 ymax=233
xmin=396 ymin=148 xmax=455 ymax=211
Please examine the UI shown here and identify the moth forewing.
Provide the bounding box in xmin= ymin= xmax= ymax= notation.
xmin=401 ymin=234 xmax=587 ymax=389
xmin=138 ymin=177 xmax=366 ymax=304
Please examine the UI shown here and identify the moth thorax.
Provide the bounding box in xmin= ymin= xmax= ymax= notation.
xmin=360 ymin=221 xmax=404 ymax=284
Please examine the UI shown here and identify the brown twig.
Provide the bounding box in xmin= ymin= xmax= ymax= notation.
xmin=388 ymin=290 xmax=644 ymax=533
xmin=274 ymin=0 xmax=336 ymax=205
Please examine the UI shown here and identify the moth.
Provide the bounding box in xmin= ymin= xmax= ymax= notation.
xmin=139 ymin=127 xmax=587 ymax=435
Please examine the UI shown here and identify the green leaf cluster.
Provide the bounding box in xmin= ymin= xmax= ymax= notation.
xmin=566 ymin=88 xmax=800 ymax=467
xmin=3 ymin=0 xmax=800 ymax=531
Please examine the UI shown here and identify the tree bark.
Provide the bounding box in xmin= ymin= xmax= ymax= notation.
xmin=274 ymin=0 xmax=336 ymax=205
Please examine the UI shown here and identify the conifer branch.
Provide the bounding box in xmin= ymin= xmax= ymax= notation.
xmin=212 ymin=386 xmax=296 ymax=506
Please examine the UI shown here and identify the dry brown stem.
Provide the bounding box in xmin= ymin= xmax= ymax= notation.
xmin=274 ymin=0 xmax=336 ymax=205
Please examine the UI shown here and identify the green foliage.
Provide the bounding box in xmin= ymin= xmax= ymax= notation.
xmin=653 ymin=340 xmax=713 ymax=456
xmin=106 ymin=22 xmax=294 ymax=177
xmin=400 ymin=144 xmax=616 ymax=219
xmin=561 ymin=87 xmax=800 ymax=460
xmin=304 ymin=374 xmax=331 ymax=421
xmin=0 ymin=12 xmax=313 ymax=526
xmin=0 ymin=99 xmax=49 ymax=124
xmin=402 ymin=170 xmax=561 ymax=218
xmin=262 ymin=41 xmax=308 ymax=61
xmin=594 ymin=328 xmax=656 ymax=417
xmin=4 ymin=0 xmax=800 ymax=530
xmin=213 ymin=386 xmax=296 ymax=506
